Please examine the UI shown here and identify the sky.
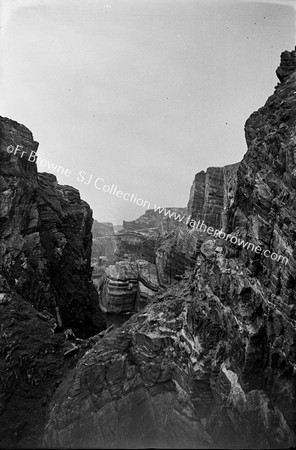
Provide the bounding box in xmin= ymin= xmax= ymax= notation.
xmin=0 ymin=0 xmax=295 ymax=224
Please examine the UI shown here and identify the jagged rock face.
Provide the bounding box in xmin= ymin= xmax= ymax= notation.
xmin=0 ymin=293 xmax=66 ymax=448
xmin=43 ymin=242 xmax=296 ymax=449
xmin=156 ymin=228 xmax=197 ymax=286
xmin=115 ymin=230 xmax=159 ymax=264
xmin=123 ymin=207 xmax=187 ymax=233
xmin=276 ymin=47 xmax=296 ymax=83
xmin=117 ymin=211 xmax=198 ymax=288
xmin=43 ymin=52 xmax=296 ymax=449
xmin=42 ymin=283 xmax=206 ymax=449
xmin=0 ymin=116 xmax=104 ymax=338
xmin=37 ymin=173 xmax=104 ymax=337
xmin=187 ymin=163 xmax=238 ymax=229
xmin=193 ymin=240 xmax=295 ymax=447
xmin=0 ymin=116 xmax=106 ymax=446
xmin=229 ymin=51 xmax=296 ymax=307
xmin=100 ymin=260 xmax=159 ymax=313
xmin=0 ymin=116 xmax=38 ymax=179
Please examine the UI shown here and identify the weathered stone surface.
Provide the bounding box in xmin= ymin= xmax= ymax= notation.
xmin=100 ymin=260 xmax=160 ymax=313
xmin=229 ymin=49 xmax=296 ymax=307
xmin=36 ymin=173 xmax=104 ymax=337
xmin=123 ymin=207 xmax=187 ymax=233
xmin=115 ymin=229 xmax=159 ymax=264
xmin=0 ymin=293 xmax=67 ymax=448
xmin=0 ymin=115 xmax=105 ymax=447
xmin=276 ymin=47 xmax=296 ymax=83
xmin=0 ymin=116 xmax=104 ymax=338
xmin=116 ymin=213 xmax=197 ymax=288
xmin=43 ymin=240 xmax=296 ymax=449
xmin=155 ymin=227 xmax=197 ymax=286
xmin=43 ymin=51 xmax=296 ymax=449
xmin=187 ymin=163 xmax=239 ymax=230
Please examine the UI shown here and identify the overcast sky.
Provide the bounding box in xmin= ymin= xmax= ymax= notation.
xmin=0 ymin=0 xmax=295 ymax=224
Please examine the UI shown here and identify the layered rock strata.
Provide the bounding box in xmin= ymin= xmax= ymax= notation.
xmin=123 ymin=207 xmax=187 ymax=233
xmin=116 ymin=210 xmax=197 ymax=290
xmin=228 ymin=56 xmax=296 ymax=308
xmin=276 ymin=46 xmax=296 ymax=83
xmin=0 ymin=116 xmax=105 ymax=447
xmin=187 ymin=163 xmax=239 ymax=230
xmin=115 ymin=229 xmax=159 ymax=264
xmin=156 ymin=228 xmax=197 ymax=286
xmin=100 ymin=260 xmax=160 ymax=313
xmin=43 ymin=241 xmax=296 ymax=448
xmin=0 ymin=116 xmax=104 ymax=338
xmin=43 ymin=50 xmax=296 ymax=449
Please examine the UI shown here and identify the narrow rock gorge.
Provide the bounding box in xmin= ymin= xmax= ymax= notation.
xmin=1 ymin=49 xmax=296 ymax=449
xmin=95 ymin=208 xmax=196 ymax=316
xmin=42 ymin=50 xmax=296 ymax=449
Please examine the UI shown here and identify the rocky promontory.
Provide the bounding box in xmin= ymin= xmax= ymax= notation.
xmin=0 ymin=116 xmax=105 ymax=447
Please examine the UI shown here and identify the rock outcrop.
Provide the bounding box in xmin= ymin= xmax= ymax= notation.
xmin=0 ymin=293 xmax=66 ymax=448
xmin=0 ymin=116 xmax=104 ymax=338
xmin=0 ymin=116 xmax=105 ymax=447
xmin=100 ymin=260 xmax=160 ymax=313
xmin=155 ymin=228 xmax=197 ymax=286
xmin=115 ymin=229 xmax=159 ymax=264
xmin=187 ymin=163 xmax=239 ymax=230
xmin=276 ymin=46 xmax=296 ymax=83
xmin=43 ymin=50 xmax=296 ymax=449
xmin=43 ymin=257 xmax=295 ymax=448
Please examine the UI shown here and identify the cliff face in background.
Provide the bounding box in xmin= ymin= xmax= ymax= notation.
xmin=100 ymin=260 xmax=160 ymax=313
xmin=43 ymin=51 xmax=296 ymax=449
xmin=123 ymin=208 xmax=187 ymax=233
xmin=92 ymin=220 xmax=114 ymax=237
xmin=0 ymin=117 xmax=105 ymax=447
xmin=187 ymin=163 xmax=239 ymax=230
xmin=92 ymin=220 xmax=116 ymax=265
xmin=98 ymin=209 xmax=197 ymax=313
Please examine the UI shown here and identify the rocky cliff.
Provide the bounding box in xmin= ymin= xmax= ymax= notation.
xmin=116 ymin=208 xmax=196 ymax=291
xmin=92 ymin=220 xmax=116 ymax=265
xmin=42 ymin=264 xmax=295 ymax=449
xmin=187 ymin=163 xmax=239 ymax=230
xmin=43 ymin=50 xmax=296 ymax=449
xmin=0 ymin=117 xmax=104 ymax=337
xmin=0 ymin=116 xmax=105 ymax=447
xmin=92 ymin=220 xmax=114 ymax=237
xmin=118 ymin=208 xmax=188 ymax=269
xmin=100 ymin=260 xmax=160 ymax=313
xmin=123 ymin=208 xmax=187 ymax=233
xmin=115 ymin=229 xmax=159 ymax=264
xmin=100 ymin=217 xmax=197 ymax=313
